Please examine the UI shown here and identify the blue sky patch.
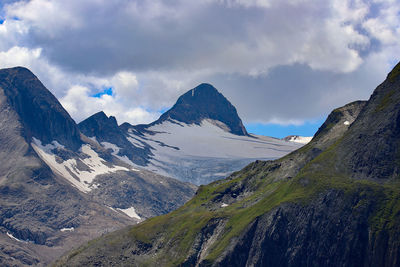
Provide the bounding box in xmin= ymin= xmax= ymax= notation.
xmin=92 ymin=87 xmax=113 ymax=98
xmin=245 ymin=118 xmax=325 ymax=139
xmin=157 ymin=107 xmax=170 ymax=114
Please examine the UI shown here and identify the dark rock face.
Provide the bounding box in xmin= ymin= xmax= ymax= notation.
xmin=335 ymin=68 xmax=400 ymax=181
xmin=214 ymin=190 xmax=375 ymax=267
xmin=154 ymin=83 xmax=248 ymax=136
xmin=78 ymin=111 xmax=119 ymax=139
xmin=78 ymin=111 xmax=151 ymax=166
xmin=313 ymin=100 xmax=366 ymax=140
xmin=0 ymin=67 xmax=82 ymax=150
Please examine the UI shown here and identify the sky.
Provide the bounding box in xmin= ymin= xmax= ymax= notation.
xmin=0 ymin=0 xmax=399 ymax=138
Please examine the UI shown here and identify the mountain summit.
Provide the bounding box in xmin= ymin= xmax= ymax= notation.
xmin=0 ymin=67 xmax=82 ymax=150
xmin=155 ymin=83 xmax=248 ymax=136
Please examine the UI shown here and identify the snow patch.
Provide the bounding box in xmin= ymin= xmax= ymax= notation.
xmin=7 ymin=232 xmax=28 ymax=243
xmin=286 ymin=136 xmax=313 ymax=144
xmin=127 ymin=136 xmax=146 ymax=148
xmin=60 ymin=227 xmax=74 ymax=232
xmin=221 ymin=203 xmax=229 ymax=208
xmin=344 ymin=120 xmax=350 ymax=125
xmin=101 ymin=141 xmax=120 ymax=155
xmin=101 ymin=141 xmax=138 ymax=167
xmin=117 ymin=155 xmax=137 ymax=166
xmin=32 ymin=138 xmax=129 ymax=193
xmin=117 ymin=207 xmax=141 ymax=220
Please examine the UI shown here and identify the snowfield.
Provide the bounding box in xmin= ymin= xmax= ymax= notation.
xmin=122 ymin=119 xmax=303 ymax=184
xmin=117 ymin=207 xmax=141 ymax=220
xmin=32 ymin=138 xmax=129 ymax=193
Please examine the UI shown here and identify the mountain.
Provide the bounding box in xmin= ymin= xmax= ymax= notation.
xmin=78 ymin=111 xmax=151 ymax=166
xmin=80 ymin=83 xmax=302 ymax=185
xmin=0 ymin=67 xmax=196 ymax=266
xmin=56 ymin=63 xmax=400 ymax=266
xmin=0 ymin=67 xmax=82 ymax=150
xmin=153 ymin=83 xmax=248 ymax=136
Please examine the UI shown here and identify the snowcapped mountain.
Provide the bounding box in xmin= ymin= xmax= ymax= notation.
xmin=152 ymin=83 xmax=248 ymax=136
xmin=0 ymin=67 xmax=196 ymax=266
xmin=81 ymin=83 xmax=303 ymax=185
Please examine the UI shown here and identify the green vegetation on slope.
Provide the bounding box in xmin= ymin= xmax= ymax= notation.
xmin=388 ymin=61 xmax=400 ymax=83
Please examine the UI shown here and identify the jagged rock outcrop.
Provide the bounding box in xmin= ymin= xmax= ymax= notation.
xmin=78 ymin=111 xmax=151 ymax=166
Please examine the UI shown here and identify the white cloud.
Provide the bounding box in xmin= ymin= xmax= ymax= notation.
xmin=0 ymin=0 xmax=398 ymax=126
xmin=0 ymin=46 xmax=41 ymax=67
xmin=60 ymin=85 xmax=161 ymax=125
xmin=111 ymin=71 xmax=139 ymax=99
xmin=1 ymin=0 xmax=372 ymax=74
xmin=6 ymin=0 xmax=82 ymax=37
xmin=363 ymin=1 xmax=400 ymax=46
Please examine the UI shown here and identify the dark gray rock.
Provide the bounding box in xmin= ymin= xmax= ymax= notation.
xmin=150 ymin=83 xmax=248 ymax=136
xmin=0 ymin=67 xmax=82 ymax=151
xmin=213 ymin=190 xmax=373 ymax=267
xmin=78 ymin=111 xmax=152 ymax=166
xmin=89 ymin=170 xmax=196 ymax=219
xmin=333 ymin=63 xmax=400 ymax=181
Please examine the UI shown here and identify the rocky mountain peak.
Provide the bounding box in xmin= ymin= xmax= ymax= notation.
xmin=0 ymin=66 xmax=82 ymax=150
xmin=155 ymin=83 xmax=248 ymax=136
xmin=78 ymin=111 xmax=120 ymax=139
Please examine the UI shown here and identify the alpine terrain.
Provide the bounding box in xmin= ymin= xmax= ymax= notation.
xmin=57 ymin=63 xmax=400 ymax=266
xmin=0 ymin=67 xmax=196 ymax=266
xmin=79 ymin=83 xmax=303 ymax=185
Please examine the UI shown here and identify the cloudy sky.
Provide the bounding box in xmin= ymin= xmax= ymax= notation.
xmin=0 ymin=0 xmax=399 ymax=137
